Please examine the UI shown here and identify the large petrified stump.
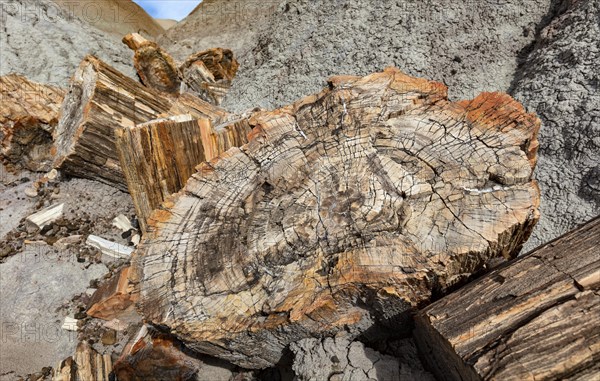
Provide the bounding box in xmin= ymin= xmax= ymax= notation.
xmin=131 ymin=68 xmax=541 ymax=368
xmin=414 ymin=217 xmax=600 ymax=381
xmin=1 ymin=74 xmax=65 ymax=171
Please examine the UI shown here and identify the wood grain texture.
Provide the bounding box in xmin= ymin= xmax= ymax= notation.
xmin=180 ymin=48 xmax=239 ymax=105
xmin=52 ymin=342 xmax=112 ymax=381
xmin=1 ymin=74 xmax=65 ymax=171
xmin=123 ymin=33 xmax=181 ymax=94
xmin=52 ymin=55 xmax=228 ymax=190
xmin=130 ymin=67 xmax=541 ymax=368
xmin=414 ymin=217 xmax=600 ymax=381
xmin=115 ymin=117 xmax=251 ymax=232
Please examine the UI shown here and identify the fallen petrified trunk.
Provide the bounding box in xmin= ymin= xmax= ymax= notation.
xmin=414 ymin=217 xmax=600 ymax=381
xmin=131 ymin=68 xmax=541 ymax=368
xmin=53 ymin=55 xmax=228 ymax=191
xmin=115 ymin=116 xmax=251 ymax=232
xmin=52 ymin=341 xmax=112 ymax=381
xmin=180 ymin=48 xmax=239 ymax=105
xmin=0 ymin=74 xmax=65 ymax=171
xmin=122 ymin=33 xmax=181 ymax=94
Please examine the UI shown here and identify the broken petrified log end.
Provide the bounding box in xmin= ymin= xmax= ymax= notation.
xmin=131 ymin=67 xmax=540 ymax=368
xmin=414 ymin=217 xmax=600 ymax=381
xmin=52 ymin=55 xmax=228 ymax=190
xmin=116 ymin=116 xmax=250 ymax=233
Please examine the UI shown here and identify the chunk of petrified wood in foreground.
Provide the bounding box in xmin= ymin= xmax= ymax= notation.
xmin=1 ymin=74 xmax=65 ymax=171
xmin=52 ymin=55 xmax=228 ymax=191
xmin=122 ymin=33 xmax=181 ymax=94
xmin=115 ymin=116 xmax=251 ymax=232
xmin=130 ymin=68 xmax=541 ymax=368
xmin=414 ymin=217 xmax=600 ymax=381
xmin=52 ymin=341 xmax=112 ymax=381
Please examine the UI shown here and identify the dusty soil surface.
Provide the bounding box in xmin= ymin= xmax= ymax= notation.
xmin=0 ymin=0 xmax=136 ymax=86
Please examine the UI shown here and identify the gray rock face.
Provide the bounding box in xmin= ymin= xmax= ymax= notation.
xmin=0 ymin=0 xmax=135 ymax=86
xmin=221 ymin=0 xmax=556 ymax=112
xmin=290 ymin=336 xmax=430 ymax=381
xmin=512 ymin=0 xmax=600 ymax=250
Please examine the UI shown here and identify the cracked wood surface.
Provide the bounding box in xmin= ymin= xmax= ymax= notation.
xmin=116 ymin=117 xmax=251 ymax=232
xmin=414 ymin=217 xmax=600 ymax=381
xmin=52 ymin=55 xmax=228 ymax=191
xmin=131 ymin=67 xmax=541 ymax=368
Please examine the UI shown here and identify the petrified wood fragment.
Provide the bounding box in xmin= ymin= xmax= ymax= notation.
xmin=131 ymin=68 xmax=541 ymax=368
xmin=0 ymin=74 xmax=65 ymax=171
xmin=53 ymin=55 xmax=228 ymax=190
xmin=52 ymin=341 xmax=112 ymax=381
xmin=414 ymin=217 xmax=600 ymax=381
xmin=180 ymin=48 xmax=239 ymax=105
xmin=122 ymin=33 xmax=181 ymax=94
xmin=87 ymin=266 xmax=136 ymax=321
xmin=115 ymin=116 xmax=251 ymax=232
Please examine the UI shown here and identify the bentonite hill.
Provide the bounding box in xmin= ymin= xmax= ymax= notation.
xmin=0 ymin=0 xmax=598 ymax=380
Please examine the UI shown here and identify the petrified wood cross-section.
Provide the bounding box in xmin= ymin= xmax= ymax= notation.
xmin=414 ymin=217 xmax=600 ymax=381
xmin=131 ymin=68 xmax=541 ymax=368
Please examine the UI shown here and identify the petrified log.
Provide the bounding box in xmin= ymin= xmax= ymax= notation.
xmin=414 ymin=217 xmax=600 ymax=381
xmin=131 ymin=68 xmax=541 ymax=368
xmin=122 ymin=33 xmax=181 ymax=94
xmin=1 ymin=74 xmax=65 ymax=171
xmin=180 ymin=48 xmax=239 ymax=105
xmin=53 ymin=55 xmax=228 ymax=190
xmin=116 ymin=116 xmax=251 ymax=232
xmin=53 ymin=341 xmax=112 ymax=381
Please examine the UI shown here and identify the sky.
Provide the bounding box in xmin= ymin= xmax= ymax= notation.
xmin=132 ymin=0 xmax=203 ymax=21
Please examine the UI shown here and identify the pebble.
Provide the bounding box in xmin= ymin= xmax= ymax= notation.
xmin=101 ymin=329 xmax=117 ymax=345
xmin=24 ymin=187 xmax=38 ymax=198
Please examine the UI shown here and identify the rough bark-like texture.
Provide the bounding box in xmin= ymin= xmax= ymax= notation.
xmin=414 ymin=217 xmax=600 ymax=381
xmin=290 ymin=336 xmax=400 ymax=381
xmin=180 ymin=48 xmax=239 ymax=105
xmin=511 ymin=0 xmax=600 ymax=251
xmin=113 ymin=326 xmax=235 ymax=381
xmin=131 ymin=68 xmax=541 ymax=368
xmin=123 ymin=33 xmax=182 ymax=94
xmin=52 ymin=56 xmax=227 ymax=191
xmin=52 ymin=342 xmax=112 ymax=381
xmin=115 ymin=117 xmax=251 ymax=232
xmin=1 ymin=74 xmax=65 ymax=171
